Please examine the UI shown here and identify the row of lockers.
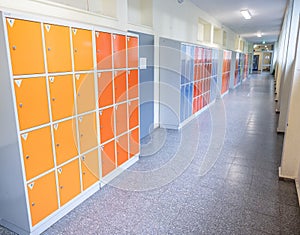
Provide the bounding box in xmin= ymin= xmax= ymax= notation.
xmin=193 ymin=92 xmax=211 ymax=114
xmin=6 ymin=18 xmax=138 ymax=76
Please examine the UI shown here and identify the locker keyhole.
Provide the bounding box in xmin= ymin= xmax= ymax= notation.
xmin=12 ymin=45 xmax=16 ymax=50
xmin=26 ymin=155 xmax=30 ymax=160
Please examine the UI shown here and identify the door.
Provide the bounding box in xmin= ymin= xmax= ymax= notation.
xmin=44 ymin=24 xmax=72 ymax=73
xmin=72 ymin=28 xmax=93 ymax=71
xmin=115 ymin=103 xmax=128 ymax=136
xmin=14 ymin=77 xmax=50 ymax=130
xmin=128 ymin=100 xmax=139 ymax=130
xmin=113 ymin=34 xmax=126 ymax=69
xmin=78 ymin=112 xmax=98 ymax=154
xmin=21 ymin=126 xmax=54 ymax=181
xmin=81 ymin=149 xmax=99 ymax=191
xmin=53 ymin=119 xmax=78 ymax=166
xmin=95 ymin=31 xmax=112 ymax=70
xmin=253 ymin=55 xmax=259 ymax=71
xmin=127 ymin=36 xmax=138 ymax=68
xmin=27 ymin=171 xmax=58 ymax=226
xmin=57 ymin=159 xmax=81 ymax=206
xmin=129 ymin=128 xmax=139 ymax=158
xmin=98 ymin=72 xmax=113 ymax=108
xmin=75 ymin=73 xmax=96 ymax=114
xmin=114 ymin=70 xmax=127 ymax=103
xmin=6 ymin=18 xmax=45 ymax=75
xmin=128 ymin=70 xmax=139 ymax=100
xmin=99 ymin=107 xmax=115 ymax=143
xmin=101 ymin=140 xmax=116 ymax=177
xmin=116 ymin=133 xmax=129 ymax=166
xmin=48 ymin=75 xmax=75 ymax=121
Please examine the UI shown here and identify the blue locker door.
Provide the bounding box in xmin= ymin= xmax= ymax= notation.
xmin=184 ymin=85 xmax=189 ymax=120
xmin=180 ymin=85 xmax=185 ymax=122
xmin=181 ymin=44 xmax=187 ymax=84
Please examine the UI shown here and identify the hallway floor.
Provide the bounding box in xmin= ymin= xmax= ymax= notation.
xmin=1 ymin=74 xmax=300 ymax=234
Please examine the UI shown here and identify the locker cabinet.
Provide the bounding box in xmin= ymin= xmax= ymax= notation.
xmin=53 ymin=119 xmax=78 ymax=166
xmin=101 ymin=140 xmax=116 ymax=177
xmin=81 ymin=149 xmax=99 ymax=191
xmin=99 ymin=107 xmax=115 ymax=143
xmin=27 ymin=171 xmax=58 ymax=226
xmin=98 ymin=72 xmax=113 ymax=108
xmin=57 ymin=159 xmax=81 ymax=206
xmin=21 ymin=126 xmax=54 ymax=181
xmin=114 ymin=70 xmax=127 ymax=103
xmin=127 ymin=36 xmax=138 ymax=68
xmin=129 ymin=100 xmax=139 ymax=130
xmin=44 ymin=24 xmax=72 ymax=73
xmin=113 ymin=34 xmax=126 ymax=69
xmin=95 ymin=31 xmax=112 ymax=70
xmin=72 ymin=28 xmax=93 ymax=71
xmin=117 ymin=133 xmax=129 ymax=166
xmin=14 ymin=77 xmax=50 ymax=131
xmin=6 ymin=18 xmax=45 ymax=75
xmin=115 ymin=103 xmax=128 ymax=136
xmin=48 ymin=75 xmax=75 ymax=121
xmin=128 ymin=69 xmax=138 ymax=100
xmin=129 ymin=128 xmax=139 ymax=158
xmin=75 ymin=73 xmax=96 ymax=114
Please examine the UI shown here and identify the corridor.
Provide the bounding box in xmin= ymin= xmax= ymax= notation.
xmin=1 ymin=74 xmax=300 ymax=234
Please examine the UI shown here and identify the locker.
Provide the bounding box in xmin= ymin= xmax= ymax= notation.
xmin=21 ymin=126 xmax=54 ymax=181
xmin=27 ymin=171 xmax=58 ymax=226
xmin=48 ymin=75 xmax=75 ymax=121
xmin=115 ymin=103 xmax=128 ymax=136
xmin=14 ymin=77 xmax=50 ymax=131
xmin=75 ymin=73 xmax=96 ymax=114
xmin=180 ymin=86 xmax=185 ymax=122
xmin=127 ymin=36 xmax=139 ymax=68
xmin=114 ymin=70 xmax=127 ymax=103
xmin=188 ymin=83 xmax=193 ymax=117
xmin=53 ymin=119 xmax=78 ymax=166
xmin=72 ymin=28 xmax=93 ymax=71
xmin=117 ymin=133 xmax=129 ymax=166
xmin=99 ymin=107 xmax=115 ymax=143
xmin=78 ymin=112 xmax=98 ymax=154
xmin=95 ymin=31 xmax=112 ymax=70
xmin=184 ymin=85 xmax=189 ymax=120
xmin=44 ymin=24 xmax=72 ymax=73
xmin=113 ymin=34 xmax=126 ymax=69
xmin=6 ymin=18 xmax=45 ymax=75
xmin=57 ymin=159 xmax=81 ymax=206
xmin=81 ymin=149 xmax=99 ymax=191
xmin=193 ymin=98 xmax=197 ymax=114
xmin=129 ymin=128 xmax=139 ymax=158
xmin=101 ymin=140 xmax=116 ymax=177
xmin=128 ymin=70 xmax=139 ymax=100
xmin=129 ymin=100 xmax=139 ymax=129
xmin=98 ymin=72 xmax=113 ymax=108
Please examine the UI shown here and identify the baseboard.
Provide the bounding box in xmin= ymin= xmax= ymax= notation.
xmin=295 ymin=178 xmax=300 ymax=207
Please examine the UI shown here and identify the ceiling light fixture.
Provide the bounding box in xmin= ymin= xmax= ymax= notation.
xmin=257 ymin=32 xmax=262 ymax=38
xmin=240 ymin=9 xmax=252 ymax=20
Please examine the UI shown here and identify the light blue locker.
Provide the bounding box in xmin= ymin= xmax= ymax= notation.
xmin=180 ymin=85 xmax=185 ymax=122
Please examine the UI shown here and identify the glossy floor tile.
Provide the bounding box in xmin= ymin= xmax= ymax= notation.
xmin=1 ymin=74 xmax=300 ymax=234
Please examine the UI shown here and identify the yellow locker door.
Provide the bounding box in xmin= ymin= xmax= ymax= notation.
xmin=128 ymin=70 xmax=138 ymax=100
xmin=81 ymin=149 xmax=99 ymax=191
xmin=72 ymin=28 xmax=93 ymax=71
xmin=99 ymin=107 xmax=115 ymax=144
xmin=117 ymin=134 xmax=128 ymax=166
xmin=98 ymin=72 xmax=113 ymax=108
xmin=75 ymin=73 xmax=96 ymax=114
xmin=14 ymin=77 xmax=50 ymax=131
xmin=21 ymin=126 xmax=54 ymax=181
xmin=101 ymin=140 xmax=116 ymax=177
xmin=27 ymin=171 xmax=58 ymax=226
xmin=53 ymin=119 xmax=78 ymax=166
xmin=48 ymin=75 xmax=75 ymax=121
xmin=44 ymin=24 xmax=72 ymax=73
xmin=57 ymin=159 xmax=81 ymax=206
xmin=115 ymin=103 xmax=128 ymax=136
xmin=114 ymin=70 xmax=127 ymax=103
xmin=127 ymin=36 xmax=138 ymax=68
xmin=78 ymin=112 xmax=98 ymax=154
xmin=129 ymin=128 xmax=139 ymax=158
xmin=6 ymin=18 xmax=45 ymax=75
xmin=128 ymin=100 xmax=139 ymax=130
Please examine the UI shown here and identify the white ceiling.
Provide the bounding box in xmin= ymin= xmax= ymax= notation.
xmin=190 ymin=0 xmax=288 ymax=43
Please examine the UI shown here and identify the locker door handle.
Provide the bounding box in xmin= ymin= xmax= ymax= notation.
xmin=19 ymin=103 xmax=23 ymax=108
xmin=48 ymin=48 xmax=51 ymax=51
xmin=12 ymin=45 xmax=16 ymax=50
xmin=31 ymin=202 xmax=35 ymax=207
xmin=26 ymin=155 xmax=30 ymax=160
xmin=83 ymin=172 xmax=86 ymax=175
xmin=74 ymin=49 xmax=78 ymax=53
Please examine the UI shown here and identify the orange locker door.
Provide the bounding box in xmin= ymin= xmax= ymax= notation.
xmin=113 ymin=34 xmax=126 ymax=69
xmin=115 ymin=103 xmax=128 ymax=136
xmin=117 ymin=134 xmax=129 ymax=166
xmin=81 ymin=149 xmax=99 ymax=191
xmin=129 ymin=128 xmax=139 ymax=158
xmin=6 ymin=18 xmax=44 ymax=75
xmin=21 ymin=126 xmax=54 ymax=181
xmin=98 ymin=72 xmax=113 ymax=108
xmin=95 ymin=31 xmax=112 ymax=70
xmin=72 ymin=28 xmax=94 ymax=71
xmin=53 ymin=119 xmax=78 ymax=166
xmin=75 ymin=73 xmax=96 ymax=114
xmin=27 ymin=171 xmax=58 ymax=226
xmin=99 ymin=107 xmax=115 ymax=143
xmin=101 ymin=140 xmax=116 ymax=177
xmin=57 ymin=159 xmax=81 ymax=206
xmin=128 ymin=70 xmax=138 ymax=100
xmin=48 ymin=75 xmax=75 ymax=121
xmin=128 ymin=100 xmax=139 ymax=130
xmin=78 ymin=112 xmax=98 ymax=154
xmin=114 ymin=70 xmax=127 ymax=103
xmin=14 ymin=77 xmax=49 ymax=130
xmin=127 ymin=36 xmax=138 ymax=68
xmin=44 ymin=24 xmax=72 ymax=73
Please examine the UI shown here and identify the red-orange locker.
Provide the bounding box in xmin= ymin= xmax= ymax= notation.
xmin=127 ymin=36 xmax=139 ymax=68
xmin=115 ymin=103 xmax=128 ymax=136
xmin=101 ymin=140 xmax=116 ymax=177
xmin=116 ymin=133 xmax=129 ymax=166
xmin=98 ymin=72 xmax=113 ymax=108
xmin=129 ymin=128 xmax=139 ymax=158
xmin=128 ymin=70 xmax=139 ymax=100
xmin=193 ymin=98 xmax=197 ymax=114
xmin=114 ymin=70 xmax=127 ymax=103
xmin=95 ymin=31 xmax=112 ymax=70
xmin=113 ymin=34 xmax=126 ymax=69
xmin=128 ymin=100 xmax=139 ymax=130
xmin=99 ymin=107 xmax=115 ymax=143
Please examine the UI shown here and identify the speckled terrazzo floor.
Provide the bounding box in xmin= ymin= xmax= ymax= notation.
xmin=1 ymin=74 xmax=300 ymax=235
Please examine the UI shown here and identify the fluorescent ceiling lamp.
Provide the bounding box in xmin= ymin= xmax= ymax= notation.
xmin=257 ymin=32 xmax=262 ymax=37
xmin=240 ymin=9 xmax=252 ymax=20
